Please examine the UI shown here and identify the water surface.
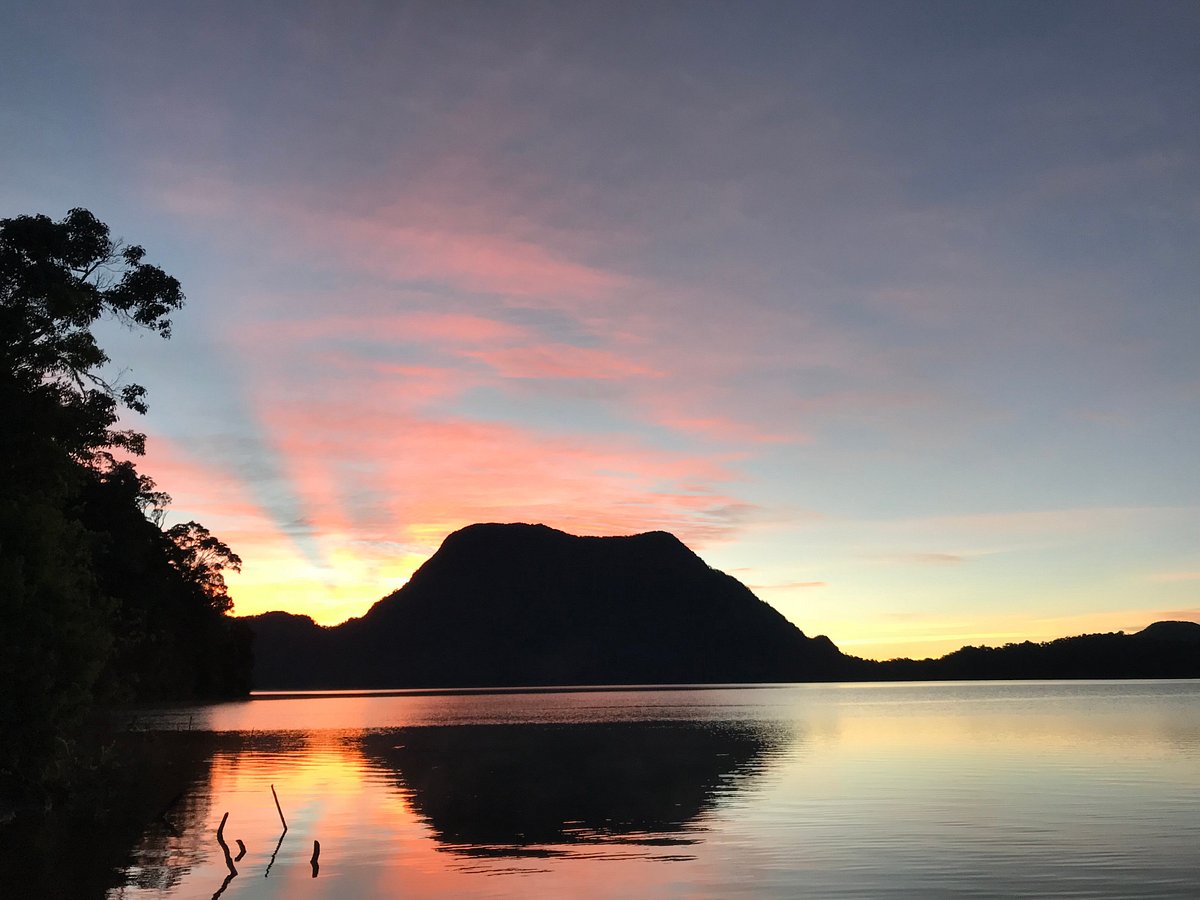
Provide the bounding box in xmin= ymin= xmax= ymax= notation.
xmin=107 ymin=681 xmax=1200 ymax=897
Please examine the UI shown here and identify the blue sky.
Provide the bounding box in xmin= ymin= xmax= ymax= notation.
xmin=3 ymin=1 xmax=1197 ymax=657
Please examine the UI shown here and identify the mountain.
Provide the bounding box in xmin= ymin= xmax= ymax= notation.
xmin=244 ymin=523 xmax=846 ymax=689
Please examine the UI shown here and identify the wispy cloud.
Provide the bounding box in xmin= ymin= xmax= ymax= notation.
xmin=750 ymin=581 xmax=827 ymax=591
xmin=869 ymin=552 xmax=970 ymax=566
xmin=465 ymin=344 xmax=661 ymax=381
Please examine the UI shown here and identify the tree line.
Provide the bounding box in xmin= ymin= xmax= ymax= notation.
xmin=1 ymin=208 xmax=251 ymax=803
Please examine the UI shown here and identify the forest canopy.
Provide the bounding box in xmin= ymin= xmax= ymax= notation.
xmin=0 ymin=209 xmax=251 ymax=801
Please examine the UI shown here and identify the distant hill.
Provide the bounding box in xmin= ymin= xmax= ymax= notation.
xmin=855 ymin=619 xmax=1200 ymax=681
xmin=244 ymin=523 xmax=846 ymax=689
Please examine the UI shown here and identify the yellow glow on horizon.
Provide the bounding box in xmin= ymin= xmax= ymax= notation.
xmin=225 ymin=546 xmax=430 ymax=625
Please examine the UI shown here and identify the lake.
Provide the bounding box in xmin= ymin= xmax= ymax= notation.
xmin=98 ymin=681 xmax=1200 ymax=897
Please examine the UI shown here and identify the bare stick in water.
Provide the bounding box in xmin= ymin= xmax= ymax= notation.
xmin=265 ymin=786 xmax=288 ymax=878
xmin=212 ymin=811 xmax=238 ymax=898
xmin=311 ymin=839 xmax=321 ymax=878
xmin=234 ymin=839 xmax=246 ymax=862
xmin=216 ymin=813 xmax=237 ymax=875
xmin=265 ymin=830 xmax=285 ymax=878
xmin=271 ymin=784 xmax=287 ymax=831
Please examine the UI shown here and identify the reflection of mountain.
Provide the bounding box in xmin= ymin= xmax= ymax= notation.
xmin=247 ymin=523 xmax=845 ymax=689
xmin=358 ymin=721 xmax=789 ymax=856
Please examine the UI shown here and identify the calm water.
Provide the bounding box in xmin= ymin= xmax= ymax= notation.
xmin=106 ymin=681 xmax=1199 ymax=898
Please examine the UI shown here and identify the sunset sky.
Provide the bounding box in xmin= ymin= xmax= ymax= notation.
xmin=3 ymin=1 xmax=1197 ymax=659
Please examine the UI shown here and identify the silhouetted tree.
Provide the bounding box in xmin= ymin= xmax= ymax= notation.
xmin=165 ymin=522 xmax=242 ymax=614
xmin=0 ymin=209 xmax=249 ymax=804
xmin=0 ymin=207 xmax=183 ymax=461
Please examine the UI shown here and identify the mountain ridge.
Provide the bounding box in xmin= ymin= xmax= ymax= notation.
xmin=245 ymin=523 xmax=844 ymax=689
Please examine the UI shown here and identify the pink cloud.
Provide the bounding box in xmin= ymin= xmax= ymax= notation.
xmin=150 ymin=163 xmax=924 ymax=459
xmin=132 ymin=436 xmax=320 ymax=593
xmin=392 ymin=312 xmax=529 ymax=345
xmin=333 ymin=221 xmax=626 ymax=300
xmin=652 ymin=413 xmax=797 ymax=445
xmin=366 ymin=362 xmax=482 ymax=407
xmin=212 ymin=296 xmax=744 ymax=558
xmin=236 ymin=311 xmax=529 ymax=347
xmin=465 ymin=344 xmax=661 ymax=380
xmin=150 ymin=164 xmax=630 ymax=305
xmin=134 ymin=438 xmax=264 ymax=526
xmin=245 ymin=370 xmax=747 ymax=563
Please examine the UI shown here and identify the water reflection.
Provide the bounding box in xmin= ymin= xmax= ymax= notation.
xmin=100 ymin=720 xmax=789 ymax=895
xmin=55 ymin=682 xmax=1200 ymax=897
xmin=358 ymin=722 xmax=788 ymax=858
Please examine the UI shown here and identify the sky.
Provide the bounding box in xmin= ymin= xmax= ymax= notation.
xmin=3 ymin=0 xmax=1198 ymax=660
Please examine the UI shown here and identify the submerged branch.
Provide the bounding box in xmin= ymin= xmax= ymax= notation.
xmin=212 ymin=811 xmax=238 ymax=899
xmin=271 ymin=783 xmax=287 ymax=831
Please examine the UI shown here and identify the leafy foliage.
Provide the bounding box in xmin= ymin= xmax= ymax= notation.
xmin=0 ymin=208 xmax=183 ymax=459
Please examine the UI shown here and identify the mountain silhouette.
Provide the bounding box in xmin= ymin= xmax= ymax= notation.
xmin=245 ymin=523 xmax=845 ymax=689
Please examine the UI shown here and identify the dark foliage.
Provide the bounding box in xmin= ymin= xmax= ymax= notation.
xmin=0 ymin=209 xmax=250 ymax=806
xmin=847 ymin=620 xmax=1200 ymax=681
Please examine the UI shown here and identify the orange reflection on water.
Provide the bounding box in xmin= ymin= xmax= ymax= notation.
xmin=113 ymin=719 xmax=778 ymax=898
